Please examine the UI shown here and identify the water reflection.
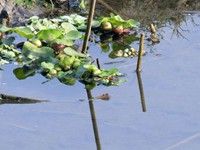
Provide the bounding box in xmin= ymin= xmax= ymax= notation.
xmin=98 ymin=0 xmax=200 ymax=23
xmin=84 ymin=72 xmax=147 ymax=149
xmin=86 ymin=89 xmax=101 ymax=150
xmin=136 ymin=72 xmax=146 ymax=112
xmin=0 ymin=93 xmax=49 ymax=105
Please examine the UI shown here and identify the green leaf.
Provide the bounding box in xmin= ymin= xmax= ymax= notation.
xmin=53 ymin=39 xmax=74 ymax=46
xmin=14 ymin=27 xmax=34 ymax=39
xmin=0 ymin=25 xmax=12 ymax=32
xmin=75 ymin=65 xmax=87 ymax=78
xmin=63 ymin=47 xmax=87 ymax=57
xmin=22 ymin=41 xmax=54 ymax=59
xmin=13 ymin=67 xmax=35 ymax=80
xmin=57 ymin=72 xmax=76 ymax=85
xmin=61 ymin=22 xmax=78 ymax=33
xmin=100 ymin=44 xmax=110 ymax=53
xmin=69 ymin=14 xmax=86 ymax=25
xmin=59 ymin=55 xmax=75 ymax=70
xmin=99 ymin=68 xmax=118 ymax=77
xmin=64 ymin=30 xmax=82 ymax=40
xmin=37 ymin=29 xmax=62 ymax=42
xmin=41 ymin=62 xmax=55 ymax=70
xmin=92 ymin=21 xmax=101 ymax=28
xmin=126 ymin=19 xmax=140 ymax=28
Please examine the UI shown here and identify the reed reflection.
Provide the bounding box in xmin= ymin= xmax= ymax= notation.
xmin=86 ymin=89 xmax=101 ymax=150
xmin=136 ymin=72 xmax=147 ymax=112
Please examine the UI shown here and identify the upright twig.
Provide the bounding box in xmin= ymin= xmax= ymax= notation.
xmin=81 ymin=0 xmax=97 ymax=53
xmin=136 ymin=33 xmax=145 ymax=72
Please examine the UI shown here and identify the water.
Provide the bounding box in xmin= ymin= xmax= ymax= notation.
xmin=1 ymin=5 xmax=200 ymax=150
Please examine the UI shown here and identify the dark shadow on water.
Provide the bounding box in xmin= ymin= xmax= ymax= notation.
xmin=0 ymin=93 xmax=49 ymax=105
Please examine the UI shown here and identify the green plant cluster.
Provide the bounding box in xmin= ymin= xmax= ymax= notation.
xmin=0 ymin=13 xmax=140 ymax=89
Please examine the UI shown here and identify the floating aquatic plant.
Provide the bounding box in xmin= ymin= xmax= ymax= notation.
xmin=0 ymin=13 xmax=141 ymax=89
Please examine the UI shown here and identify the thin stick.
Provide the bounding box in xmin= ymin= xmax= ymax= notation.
xmin=136 ymin=33 xmax=145 ymax=72
xmin=96 ymin=58 xmax=101 ymax=69
xmin=81 ymin=0 xmax=97 ymax=53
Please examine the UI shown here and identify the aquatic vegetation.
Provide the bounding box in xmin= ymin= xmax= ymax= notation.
xmin=0 ymin=13 xmax=140 ymax=89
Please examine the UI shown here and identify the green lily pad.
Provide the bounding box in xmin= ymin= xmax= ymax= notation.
xmin=13 ymin=67 xmax=36 ymax=80
xmin=22 ymin=41 xmax=54 ymax=60
xmin=57 ymin=71 xmax=76 ymax=85
xmin=61 ymin=22 xmax=78 ymax=33
xmin=0 ymin=25 xmax=12 ymax=32
xmin=63 ymin=47 xmax=87 ymax=58
xmin=41 ymin=62 xmax=55 ymax=70
xmin=14 ymin=27 xmax=34 ymax=39
xmin=37 ymin=29 xmax=63 ymax=42
xmin=53 ymin=39 xmax=74 ymax=46
xmin=64 ymin=30 xmax=82 ymax=40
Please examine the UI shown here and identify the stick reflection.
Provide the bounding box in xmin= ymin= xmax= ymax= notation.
xmin=86 ymin=89 xmax=102 ymax=150
xmin=136 ymin=72 xmax=147 ymax=112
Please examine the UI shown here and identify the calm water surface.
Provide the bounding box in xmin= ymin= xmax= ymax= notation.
xmin=0 ymin=9 xmax=200 ymax=150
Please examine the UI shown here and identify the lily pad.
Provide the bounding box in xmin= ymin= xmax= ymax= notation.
xmin=64 ymin=30 xmax=82 ymax=40
xmin=22 ymin=41 xmax=54 ymax=60
xmin=61 ymin=23 xmax=78 ymax=33
xmin=41 ymin=62 xmax=55 ymax=70
xmin=13 ymin=67 xmax=36 ymax=80
xmin=14 ymin=27 xmax=34 ymax=39
xmin=37 ymin=29 xmax=63 ymax=42
xmin=63 ymin=47 xmax=87 ymax=57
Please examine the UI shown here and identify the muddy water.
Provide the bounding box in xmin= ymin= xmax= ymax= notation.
xmin=1 ymin=1 xmax=200 ymax=150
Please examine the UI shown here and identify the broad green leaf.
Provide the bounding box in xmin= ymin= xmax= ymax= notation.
xmin=61 ymin=22 xmax=78 ymax=33
xmin=59 ymin=55 xmax=75 ymax=70
xmin=69 ymin=14 xmax=86 ymax=25
xmin=0 ymin=25 xmax=12 ymax=32
xmin=64 ymin=30 xmax=82 ymax=40
xmin=57 ymin=72 xmax=76 ymax=85
xmin=14 ymin=27 xmax=34 ymax=39
xmin=92 ymin=20 xmax=101 ymax=28
xmin=99 ymin=43 xmax=110 ymax=53
xmin=13 ymin=67 xmax=35 ymax=80
xmin=63 ymin=47 xmax=87 ymax=57
xmin=75 ymin=65 xmax=87 ymax=78
xmin=99 ymin=68 xmax=118 ymax=77
xmin=53 ymin=39 xmax=74 ymax=46
xmin=126 ymin=19 xmax=140 ymax=28
xmin=37 ymin=29 xmax=62 ymax=42
xmin=41 ymin=62 xmax=55 ymax=70
xmin=22 ymin=41 xmax=54 ymax=59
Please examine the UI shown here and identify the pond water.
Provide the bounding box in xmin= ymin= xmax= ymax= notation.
xmin=1 ymin=2 xmax=200 ymax=150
